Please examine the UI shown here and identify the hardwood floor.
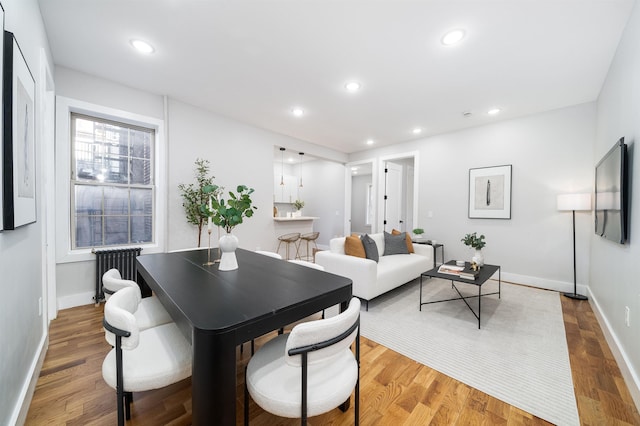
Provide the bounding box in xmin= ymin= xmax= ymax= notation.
xmin=26 ymin=291 xmax=640 ymax=425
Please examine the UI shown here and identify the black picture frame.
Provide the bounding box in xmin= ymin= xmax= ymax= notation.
xmin=468 ymin=165 xmax=512 ymax=219
xmin=3 ymin=30 xmax=36 ymax=230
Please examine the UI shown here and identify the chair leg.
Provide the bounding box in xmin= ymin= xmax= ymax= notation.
xmin=125 ymin=392 xmax=133 ymax=420
xmin=244 ymin=366 xmax=250 ymax=425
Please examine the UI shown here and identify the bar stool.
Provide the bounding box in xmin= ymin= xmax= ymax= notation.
xmin=277 ymin=233 xmax=301 ymax=260
xmin=297 ymin=232 xmax=320 ymax=262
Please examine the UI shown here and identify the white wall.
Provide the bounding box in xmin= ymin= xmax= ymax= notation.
xmin=167 ymin=100 xmax=346 ymax=251
xmin=350 ymin=103 xmax=596 ymax=293
xmin=0 ymin=0 xmax=53 ymax=423
xmin=592 ymin=0 xmax=640 ymax=407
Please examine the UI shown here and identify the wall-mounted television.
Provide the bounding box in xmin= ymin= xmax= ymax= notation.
xmin=595 ymin=137 xmax=628 ymax=244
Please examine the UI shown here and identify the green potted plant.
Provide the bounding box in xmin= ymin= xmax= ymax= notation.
xmin=293 ymin=199 xmax=305 ymax=217
xmin=412 ymin=228 xmax=425 ymax=239
xmin=178 ymin=158 xmax=221 ymax=247
xmin=201 ymin=184 xmax=257 ymax=271
xmin=461 ymin=232 xmax=486 ymax=266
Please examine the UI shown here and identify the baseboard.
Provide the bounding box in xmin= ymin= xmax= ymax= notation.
xmin=588 ymin=288 xmax=640 ymax=411
xmin=501 ymin=271 xmax=587 ymax=295
xmin=57 ymin=290 xmax=96 ymax=310
xmin=11 ymin=333 xmax=49 ymax=426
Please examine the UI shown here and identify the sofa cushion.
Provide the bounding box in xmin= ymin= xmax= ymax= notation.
xmin=344 ymin=235 xmax=366 ymax=258
xmin=392 ymin=229 xmax=414 ymax=253
xmin=383 ymin=231 xmax=409 ymax=255
xmin=360 ymin=234 xmax=379 ymax=262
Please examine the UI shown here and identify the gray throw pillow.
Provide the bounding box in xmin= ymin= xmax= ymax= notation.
xmin=360 ymin=234 xmax=379 ymax=262
xmin=383 ymin=231 xmax=409 ymax=255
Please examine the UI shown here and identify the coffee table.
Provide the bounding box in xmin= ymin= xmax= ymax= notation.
xmin=420 ymin=260 xmax=501 ymax=329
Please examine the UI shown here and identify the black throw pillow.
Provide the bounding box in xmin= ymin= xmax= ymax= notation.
xmin=383 ymin=231 xmax=410 ymax=255
xmin=360 ymin=234 xmax=379 ymax=262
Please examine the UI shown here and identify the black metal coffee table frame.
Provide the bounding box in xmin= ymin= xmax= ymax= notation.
xmin=420 ymin=261 xmax=501 ymax=329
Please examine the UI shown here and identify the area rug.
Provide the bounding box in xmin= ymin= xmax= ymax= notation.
xmin=358 ymin=278 xmax=579 ymax=425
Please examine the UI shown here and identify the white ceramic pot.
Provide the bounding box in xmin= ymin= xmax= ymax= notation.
xmin=472 ymin=249 xmax=484 ymax=267
xmin=218 ymin=233 xmax=239 ymax=271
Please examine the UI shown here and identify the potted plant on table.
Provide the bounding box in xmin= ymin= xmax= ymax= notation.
xmin=293 ymin=199 xmax=305 ymax=217
xmin=412 ymin=228 xmax=425 ymax=239
xmin=461 ymin=232 xmax=486 ymax=266
xmin=201 ymin=184 xmax=257 ymax=271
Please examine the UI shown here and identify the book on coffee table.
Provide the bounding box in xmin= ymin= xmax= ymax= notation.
xmin=438 ymin=264 xmax=479 ymax=280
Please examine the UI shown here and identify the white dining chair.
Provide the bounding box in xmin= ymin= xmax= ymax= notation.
xmin=255 ymin=250 xmax=283 ymax=259
xmin=102 ymin=269 xmax=173 ymax=330
xmin=244 ymin=297 xmax=360 ymax=425
xmin=102 ymin=287 xmax=192 ymax=426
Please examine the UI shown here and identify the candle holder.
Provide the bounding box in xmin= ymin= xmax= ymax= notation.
xmin=203 ymin=229 xmax=215 ymax=266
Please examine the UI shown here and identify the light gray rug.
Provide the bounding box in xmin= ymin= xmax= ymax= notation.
xmin=358 ymin=278 xmax=579 ymax=425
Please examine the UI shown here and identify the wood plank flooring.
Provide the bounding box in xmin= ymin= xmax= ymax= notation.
xmin=26 ymin=291 xmax=640 ymax=425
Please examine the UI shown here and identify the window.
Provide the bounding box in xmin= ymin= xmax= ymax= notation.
xmin=71 ymin=113 xmax=154 ymax=249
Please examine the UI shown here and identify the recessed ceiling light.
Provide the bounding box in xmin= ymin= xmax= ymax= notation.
xmin=412 ymin=128 xmax=422 ymax=135
xmin=130 ymin=39 xmax=155 ymax=54
xmin=488 ymin=108 xmax=501 ymax=115
xmin=345 ymin=81 xmax=361 ymax=92
xmin=291 ymin=108 xmax=304 ymax=117
xmin=366 ymin=139 xmax=374 ymax=145
xmin=441 ymin=29 xmax=465 ymax=46
xmin=351 ymin=167 xmax=359 ymax=171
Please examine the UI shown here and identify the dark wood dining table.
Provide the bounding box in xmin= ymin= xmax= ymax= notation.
xmin=136 ymin=248 xmax=353 ymax=425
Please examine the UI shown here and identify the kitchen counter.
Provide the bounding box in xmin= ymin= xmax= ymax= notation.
xmin=273 ymin=216 xmax=319 ymax=221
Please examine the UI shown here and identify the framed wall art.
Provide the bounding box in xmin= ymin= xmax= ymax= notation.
xmin=468 ymin=164 xmax=512 ymax=219
xmin=3 ymin=30 xmax=36 ymax=230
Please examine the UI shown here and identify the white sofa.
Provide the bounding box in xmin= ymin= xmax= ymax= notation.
xmin=315 ymin=233 xmax=433 ymax=310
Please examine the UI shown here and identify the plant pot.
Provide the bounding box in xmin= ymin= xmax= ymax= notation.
xmin=472 ymin=249 xmax=484 ymax=267
xmin=218 ymin=233 xmax=239 ymax=271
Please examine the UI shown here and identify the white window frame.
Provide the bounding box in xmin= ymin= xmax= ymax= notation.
xmin=55 ymin=97 xmax=166 ymax=263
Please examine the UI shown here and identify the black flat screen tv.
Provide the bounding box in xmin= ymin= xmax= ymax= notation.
xmin=595 ymin=137 xmax=628 ymax=244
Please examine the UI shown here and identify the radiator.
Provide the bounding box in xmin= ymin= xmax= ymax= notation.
xmin=93 ymin=247 xmax=142 ymax=303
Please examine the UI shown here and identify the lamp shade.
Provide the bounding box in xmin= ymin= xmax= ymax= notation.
xmin=557 ymin=193 xmax=591 ymax=211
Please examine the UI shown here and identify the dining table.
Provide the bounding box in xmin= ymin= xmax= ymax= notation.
xmin=136 ymin=248 xmax=353 ymax=425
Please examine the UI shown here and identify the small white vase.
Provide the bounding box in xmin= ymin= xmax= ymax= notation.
xmin=472 ymin=249 xmax=484 ymax=267
xmin=218 ymin=233 xmax=239 ymax=271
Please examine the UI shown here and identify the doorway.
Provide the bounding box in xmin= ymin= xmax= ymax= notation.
xmin=379 ymin=152 xmax=418 ymax=234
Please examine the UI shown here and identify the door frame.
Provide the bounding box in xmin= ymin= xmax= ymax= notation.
xmin=378 ymin=151 xmax=419 ymax=234
xmin=344 ymin=158 xmax=377 ymax=236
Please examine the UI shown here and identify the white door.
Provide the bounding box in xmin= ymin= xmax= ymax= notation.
xmin=384 ymin=162 xmax=403 ymax=231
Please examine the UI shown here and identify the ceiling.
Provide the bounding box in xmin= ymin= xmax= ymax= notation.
xmin=38 ymin=0 xmax=634 ymax=154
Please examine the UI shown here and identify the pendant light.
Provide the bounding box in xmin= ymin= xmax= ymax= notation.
xmin=298 ymin=152 xmax=304 ymax=187
xmin=279 ymin=147 xmax=285 ymax=186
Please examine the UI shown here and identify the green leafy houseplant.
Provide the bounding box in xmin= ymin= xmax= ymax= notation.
xmin=293 ymin=199 xmax=305 ymax=211
xmin=178 ymin=158 xmax=221 ymax=247
xmin=461 ymin=232 xmax=486 ymax=249
xmin=412 ymin=228 xmax=424 ymax=236
xmin=201 ymin=184 xmax=257 ymax=233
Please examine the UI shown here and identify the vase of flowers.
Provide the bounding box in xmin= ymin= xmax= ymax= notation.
xmin=461 ymin=232 xmax=486 ymax=266
xmin=202 ymin=184 xmax=257 ymax=271
xmin=293 ymin=199 xmax=304 ymax=217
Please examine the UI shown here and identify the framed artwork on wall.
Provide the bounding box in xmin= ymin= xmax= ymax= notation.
xmin=468 ymin=164 xmax=512 ymax=219
xmin=3 ymin=30 xmax=36 ymax=230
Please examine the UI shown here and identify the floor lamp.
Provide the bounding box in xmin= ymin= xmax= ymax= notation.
xmin=557 ymin=193 xmax=591 ymax=300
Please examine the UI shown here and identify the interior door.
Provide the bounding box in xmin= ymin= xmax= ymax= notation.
xmin=384 ymin=161 xmax=403 ymax=231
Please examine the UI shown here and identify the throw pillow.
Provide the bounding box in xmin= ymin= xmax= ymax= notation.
xmin=392 ymin=229 xmax=414 ymax=253
xmin=344 ymin=235 xmax=366 ymax=258
xmin=383 ymin=231 xmax=410 ymax=255
xmin=360 ymin=234 xmax=379 ymax=262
